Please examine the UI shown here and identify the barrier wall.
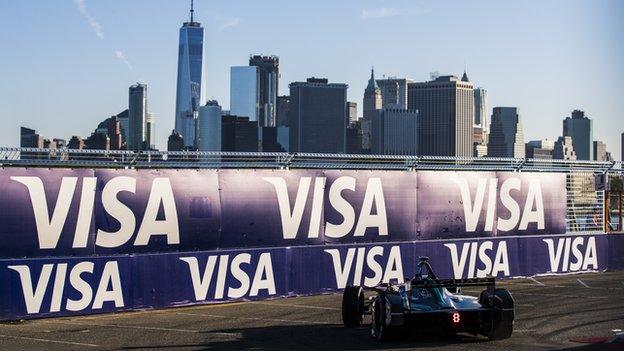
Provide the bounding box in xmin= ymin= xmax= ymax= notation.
xmin=0 ymin=168 xmax=619 ymax=320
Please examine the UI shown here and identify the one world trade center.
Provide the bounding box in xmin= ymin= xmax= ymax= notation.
xmin=174 ymin=0 xmax=203 ymax=149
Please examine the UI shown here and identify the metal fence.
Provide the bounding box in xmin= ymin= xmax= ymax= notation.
xmin=1 ymin=147 xmax=622 ymax=173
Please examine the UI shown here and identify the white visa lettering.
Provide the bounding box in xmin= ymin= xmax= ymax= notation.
xmin=543 ymin=236 xmax=598 ymax=273
xmin=263 ymin=176 xmax=388 ymax=240
xmin=444 ymin=241 xmax=510 ymax=279
xmin=453 ymin=176 xmax=545 ymax=233
xmin=12 ymin=176 xmax=179 ymax=249
xmin=8 ymin=261 xmax=124 ymax=314
xmin=179 ymin=252 xmax=276 ymax=301
xmin=324 ymin=245 xmax=404 ymax=289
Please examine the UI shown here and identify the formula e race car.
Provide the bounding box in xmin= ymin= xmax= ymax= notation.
xmin=342 ymin=257 xmax=514 ymax=341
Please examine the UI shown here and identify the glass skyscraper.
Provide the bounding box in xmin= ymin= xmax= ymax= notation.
xmin=174 ymin=4 xmax=204 ymax=148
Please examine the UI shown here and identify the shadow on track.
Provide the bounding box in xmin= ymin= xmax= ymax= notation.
xmin=118 ymin=324 xmax=488 ymax=350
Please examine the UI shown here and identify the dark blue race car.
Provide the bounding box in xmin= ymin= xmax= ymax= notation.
xmin=342 ymin=257 xmax=514 ymax=341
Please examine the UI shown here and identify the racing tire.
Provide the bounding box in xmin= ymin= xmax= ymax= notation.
xmin=342 ymin=286 xmax=364 ymax=327
xmin=371 ymin=298 xmax=388 ymax=341
xmin=486 ymin=288 xmax=514 ymax=341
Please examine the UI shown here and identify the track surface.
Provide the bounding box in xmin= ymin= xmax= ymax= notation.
xmin=1 ymin=271 xmax=623 ymax=351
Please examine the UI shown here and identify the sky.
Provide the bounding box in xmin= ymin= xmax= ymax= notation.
xmin=0 ymin=0 xmax=623 ymax=159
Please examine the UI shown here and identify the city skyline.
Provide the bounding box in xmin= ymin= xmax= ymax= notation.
xmin=1 ymin=1 xmax=623 ymax=159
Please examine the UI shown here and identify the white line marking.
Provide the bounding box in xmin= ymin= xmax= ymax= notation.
xmin=577 ymin=279 xmax=590 ymax=288
xmin=528 ymin=277 xmax=545 ymax=286
xmin=52 ymin=320 xmax=198 ymax=333
xmin=514 ymin=329 xmax=537 ymax=333
xmin=176 ymin=312 xmax=332 ymax=325
xmin=0 ymin=333 xmax=99 ymax=347
xmin=254 ymin=301 xmax=341 ymax=311
xmin=512 ymin=292 xmax=607 ymax=299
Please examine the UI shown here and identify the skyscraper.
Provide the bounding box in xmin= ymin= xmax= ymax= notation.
xmin=289 ymin=77 xmax=347 ymax=153
xmin=363 ymin=68 xmax=382 ymax=120
xmin=198 ymin=100 xmax=222 ymax=152
xmin=146 ymin=112 xmax=156 ymax=150
xmin=249 ymin=55 xmax=279 ymax=127
xmin=128 ymin=83 xmax=148 ymax=150
xmin=346 ymin=101 xmax=358 ymax=123
xmin=593 ymin=140 xmax=608 ymax=161
xmin=230 ymin=66 xmax=260 ymax=122
xmin=371 ymin=108 xmax=419 ymax=155
xmin=563 ymin=110 xmax=593 ymax=160
xmin=376 ymin=77 xmax=413 ymax=110
xmin=487 ymin=107 xmax=525 ymax=158
xmin=276 ymin=95 xmax=291 ymax=127
xmin=553 ymin=136 xmax=577 ymax=160
xmin=474 ymin=88 xmax=488 ymax=134
xmin=174 ymin=1 xmax=204 ymax=148
xmin=408 ymin=75 xmax=474 ymax=157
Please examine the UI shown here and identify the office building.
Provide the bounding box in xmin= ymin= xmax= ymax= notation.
xmin=563 ymin=110 xmax=593 ymax=160
xmin=553 ymin=136 xmax=577 ymax=160
xmin=371 ymin=108 xmax=419 ymax=155
xmin=276 ymin=95 xmax=291 ymax=127
xmin=128 ymin=83 xmax=148 ymax=150
xmin=68 ymin=136 xmax=85 ymax=150
xmin=363 ymin=68 xmax=382 ymax=120
xmin=174 ymin=2 xmax=203 ymax=148
xmin=622 ymin=132 xmax=624 ymax=162
xmin=116 ymin=109 xmax=129 ymax=146
xmin=473 ymin=126 xmax=488 ymax=157
xmin=221 ymin=115 xmax=258 ymax=152
xmin=474 ymin=88 xmax=488 ymax=134
xmin=376 ymin=77 xmax=413 ymax=109
xmin=289 ymin=78 xmax=348 ymax=153
xmin=593 ymin=140 xmax=608 ymax=161
xmin=198 ymin=100 xmax=222 ymax=152
xmin=90 ymin=115 xmax=124 ymax=150
xmin=261 ymin=126 xmax=289 ymax=152
xmin=167 ymin=130 xmax=184 ymax=151
xmin=249 ymin=55 xmax=279 ymax=127
xmin=347 ymin=101 xmax=358 ymax=123
xmin=360 ymin=119 xmax=372 ymax=153
xmin=488 ymin=107 xmax=524 ymax=158
xmin=526 ymin=139 xmax=555 ymax=159
xmin=230 ymin=66 xmax=260 ymax=122
xmin=146 ymin=112 xmax=156 ymax=150
xmin=346 ymin=121 xmax=363 ymax=154
xmin=20 ymin=127 xmax=44 ymax=148
xmin=408 ymin=74 xmax=474 ymax=157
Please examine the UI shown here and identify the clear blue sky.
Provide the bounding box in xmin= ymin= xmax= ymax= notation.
xmin=1 ymin=0 xmax=623 ymax=158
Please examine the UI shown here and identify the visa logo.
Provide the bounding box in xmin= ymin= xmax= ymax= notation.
xmin=543 ymin=236 xmax=597 ymax=273
xmin=324 ymin=246 xmax=403 ymax=289
xmin=444 ymin=241 xmax=510 ymax=279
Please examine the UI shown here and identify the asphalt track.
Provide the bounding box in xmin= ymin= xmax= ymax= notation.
xmin=1 ymin=271 xmax=623 ymax=351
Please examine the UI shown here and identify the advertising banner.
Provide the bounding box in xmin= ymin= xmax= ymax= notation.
xmin=0 ymin=234 xmax=617 ymax=320
xmin=416 ymin=171 xmax=567 ymax=239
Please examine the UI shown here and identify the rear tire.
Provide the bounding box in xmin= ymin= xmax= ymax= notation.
xmin=485 ymin=288 xmax=514 ymax=340
xmin=342 ymin=286 xmax=364 ymax=327
xmin=371 ymin=298 xmax=388 ymax=341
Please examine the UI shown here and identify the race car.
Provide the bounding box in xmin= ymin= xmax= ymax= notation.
xmin=342 ymin=256 xmax=514 ymax=341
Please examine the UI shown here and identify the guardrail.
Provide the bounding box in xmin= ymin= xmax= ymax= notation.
xmin=0 ymin=147 xmax=622 ymax=173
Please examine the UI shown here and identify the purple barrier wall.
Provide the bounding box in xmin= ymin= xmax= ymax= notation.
xmin=0 ymin=169 xmax=567 ymax=258
xmin=1 ymin=233 xmax=621 ymax=320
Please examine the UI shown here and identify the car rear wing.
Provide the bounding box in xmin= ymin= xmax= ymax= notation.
xmin=411 ymin=277 xmax=495 ymax=288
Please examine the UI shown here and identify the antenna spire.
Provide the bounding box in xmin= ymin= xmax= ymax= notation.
xmin=190 ymin=0 xmax=194 ymax=22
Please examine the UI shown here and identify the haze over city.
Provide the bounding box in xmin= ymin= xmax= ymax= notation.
xmin=1 ymin=0 xmax=622 ymax=158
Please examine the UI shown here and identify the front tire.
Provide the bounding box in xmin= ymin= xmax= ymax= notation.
xmin=371 ymin=298 xmax=388 ymax=341
xmin=342 ymin=286 xmax=364 ymax=327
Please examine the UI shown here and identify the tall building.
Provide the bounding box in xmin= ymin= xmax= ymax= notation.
xmin=371 ymin=108 xmax=419 ymax=155
xmin=346 ymin=121 xmax=363 ymax=154
xmin=276 ymin=95 xmax=291 ymax=127
xmin=553 ymin=136 xmax=577 ymax=160
xmin=221 ymin=115 xmax=258 ymax=152
xmin=230 ymin=66 xmax=260 ymax=122
xmin=128 ymin=83 xmax=148 ymax=150
xmin=116 ymin=109 xmax=129 ymax=146
xmin=487 ymin=107 xmax=524 ymax=158
xmin=146 ymin=112 xmax=156 ymax=150
xmin=526 ymin=139 xmax=555 ymax=159
xmin=408 ymin=74 xmax=474 ymax=157
xmin=474 ymin=88 xmax=488 ymax=134
xmin=593 ymin=140 xmax=608 ymax=161
xmin=376 ymin=77 xmax=413 ymax=110
xmin=363 ymin=68 xmax=382 ymax=120
xmin=20 ymin=127 xmax=43 ymax=148
xmin=249 ymin=55 xmax=279 ymax=127
xmin=346 ymin=101 xmax=358 ymax=123
xmin=174 ymin=2 xmax=203 ymax=148
xmin=622 ymin=132 xmax=624 ymax=162
xmin=167 ymin=130 xmax=184 ymax=151
xmin=289 ymin=77 xmax=347 ymax=153
xmin=198 ymin=100 xmax=222 ymax=152
xmin=563 ymin=109 xmax=593 ymax=160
